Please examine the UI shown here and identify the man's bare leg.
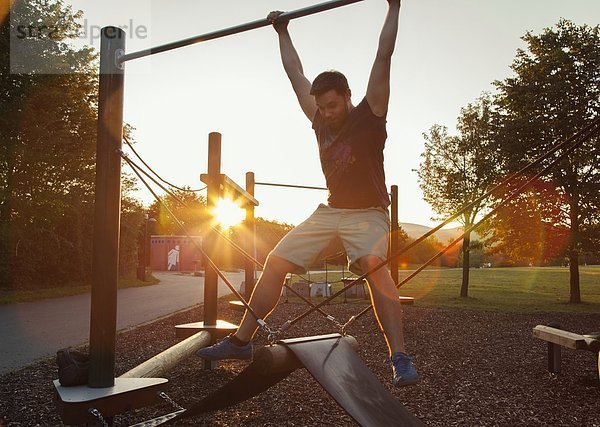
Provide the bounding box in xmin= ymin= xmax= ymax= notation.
xmin=360 ymin=255 xmax=419 ymax=386
xmin=359 ymin=255 xmax=406 ymax=356
xmin=234 ymin=255 xmax=299 ymax=342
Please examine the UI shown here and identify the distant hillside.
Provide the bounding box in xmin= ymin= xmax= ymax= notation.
xmin=399 ymin=222 xmax=480 ymax=243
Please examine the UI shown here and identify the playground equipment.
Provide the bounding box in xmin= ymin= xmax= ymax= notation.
xmin=119 ymin=331 xmax=211 ymax=379
xmin=533 ymin=324 xmax=600 ymax=379
xmin=115 ymin=120 xmax=600 ymax=425
xmin=165 ymin=334 xmax=422 ymax=426
xmin=122 ymin=131 xmax=424 ymax=425
xmin=227 ymin=179 xmax=407 ymax=310
xmin=51 ymin=1 xmax=420 ymax=425
xmin=51 ymin=0 xmax=600 ymax=422
xmin=172 ymin=132 xmax=256 ymax=346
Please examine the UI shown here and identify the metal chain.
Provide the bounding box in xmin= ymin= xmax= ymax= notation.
xmin=257 ymin=319 xmax=280 ymax=344
xmin=259 ymin=313 xmax=346 ymax=342
xmin=341 ymin=315 xmax=357 ymax=336
xmin=324 ymin=314 xmax=346 ymax=334
xmin=159 ymin=391 xmax=185 ymax=411
xmin=89 ymin=408 xmax=110 ymax=427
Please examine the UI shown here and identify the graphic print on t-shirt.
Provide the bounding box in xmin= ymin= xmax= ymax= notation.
xmin=312 ymin=98 xmax=390 ymax=209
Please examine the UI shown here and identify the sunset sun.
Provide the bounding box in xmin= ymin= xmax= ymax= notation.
xmin=212 ymin=198 xmax=245 ymax=229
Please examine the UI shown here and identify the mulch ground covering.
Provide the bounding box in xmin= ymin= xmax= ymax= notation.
xmin=1 ymin=299 xmax=599 ymax=426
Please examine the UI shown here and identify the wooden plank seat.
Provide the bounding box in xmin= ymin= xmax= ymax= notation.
xmin=53 ymin=377 xmax=168 ymax=425
xmin=533 ymin=325 xmax=600 ymax=352
xmin=532 ymin=324 xmax=600 ymax=377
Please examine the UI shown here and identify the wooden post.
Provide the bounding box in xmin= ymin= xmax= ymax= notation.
xmin=201 ymin=133 xmax=222 ymax=370
xmin=390 ymin=185 xmax=399 ymax=285
xmin=547 ymin=322 xmax=562 ymax=373
xmin=203 ymin=132 xmax=221 ymax=331
xmin=244 ymin=172 xmax=256 ymax=302
xmin=175 ymin=134 xmax=239 ymax=344
xmin=548 ymin=341 xmax=562 ymax=374
xmin=89 ymin=26 xmax=125 ymax=388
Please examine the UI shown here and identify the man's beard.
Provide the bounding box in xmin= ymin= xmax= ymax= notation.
xmin=326 ymin=106 xmax=349 ymax=132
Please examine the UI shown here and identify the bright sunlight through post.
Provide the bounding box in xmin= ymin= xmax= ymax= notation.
xmin=212 ymin=198 xmax=245 ymax=229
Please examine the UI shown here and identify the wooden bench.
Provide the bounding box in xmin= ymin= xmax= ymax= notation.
xmin=532 ymin=324 xmax=600 ymax=377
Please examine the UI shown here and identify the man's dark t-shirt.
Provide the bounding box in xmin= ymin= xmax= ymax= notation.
xmin=312 ymin=97 xmax=390 ymax=209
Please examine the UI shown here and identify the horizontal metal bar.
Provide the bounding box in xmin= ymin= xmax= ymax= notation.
xmin=255 ymin=181 xmax=328 ymax=191
xmin=119 ymin=0 xmax=364 ymax=63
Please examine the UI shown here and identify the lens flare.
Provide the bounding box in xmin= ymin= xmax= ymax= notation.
xmin=212 ymin=198 xmax=245 ymax=229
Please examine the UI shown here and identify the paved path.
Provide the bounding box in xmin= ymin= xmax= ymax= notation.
xmin=0 ymin=271 xmax=241 ymax=375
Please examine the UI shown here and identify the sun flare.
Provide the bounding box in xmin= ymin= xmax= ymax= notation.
xmin=212 ymin=198 xmax=245 ymax=229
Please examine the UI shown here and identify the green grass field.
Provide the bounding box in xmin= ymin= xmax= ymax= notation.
xmin=288 ymin=266 xmax=600 ymax=314
xmin=2 ymin=267 xmax=599 ymax=313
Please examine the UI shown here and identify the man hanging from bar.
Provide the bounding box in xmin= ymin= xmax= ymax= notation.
xmin=198 ymin=0 xmax=419 ymax=387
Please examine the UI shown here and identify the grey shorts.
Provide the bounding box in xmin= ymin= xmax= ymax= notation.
xmin=269 ymin=204 xmax=390 ymax=275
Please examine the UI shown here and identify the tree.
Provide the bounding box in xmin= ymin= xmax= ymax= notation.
xmin=120 ymin=175 xmax=145 ymax=277
xmin=479 ymin=177 xmax=570 ymax=266
xmin=0 ymin=0 xmax=100 ymax=288
xmin=249 ymin=218 xmax=294 ymax=266
xmin=494 ymin=19 xmax=600 ymax=303
xmin=400 ymin=235 xmax=445 ymax=267
xmin=1 ymin=1 xmax=145 ymax=289
xmin=418 ymin=94 xmax=502 ymax=297
xmin=147 ymin=188 xmax=208 ymax=237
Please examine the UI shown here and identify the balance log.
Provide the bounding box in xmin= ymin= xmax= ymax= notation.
xmin=120 ymin=331 xmax=211 ymax=378
xmin=253 ymin=335 xmax=359 ymax=375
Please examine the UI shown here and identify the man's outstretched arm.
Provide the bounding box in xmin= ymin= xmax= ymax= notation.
xmin=269 ymin=12 xmax=316 ymax=121
xmin=366 ymin=0 xmax=401 ymax=117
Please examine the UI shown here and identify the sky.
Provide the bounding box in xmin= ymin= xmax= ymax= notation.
xmin=63 ymin=0 xmax=600 ymax=227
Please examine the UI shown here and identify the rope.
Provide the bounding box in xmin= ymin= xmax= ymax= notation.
xmin=121 ymin=153 xmax=269 ymax=331
xmin=123 ymin=152 xmax=197 ymax=210
xmin=255 ymin=181 xmax=328 ymax=191
xmin=285 ymin=115 xmax=600 ymax=331
xmin=346 ymin=120 xmax=599 ymax=327
xmin=123 ymin=135 xmax=207 ymax=193
xmin=123 ymin=114 xmax=599 ymax=340
xmin=121 ymin=153 xmax=343 ymax=335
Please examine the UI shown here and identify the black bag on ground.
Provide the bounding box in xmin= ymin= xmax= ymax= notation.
xmin=56 ymin=348 xmax=89 ymax=386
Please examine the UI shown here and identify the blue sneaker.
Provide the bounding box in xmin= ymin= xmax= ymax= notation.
xmin=196 ymin=335 xmax=252 ymax=361
xmin=391 ymin=352 xmax=420 ymax=387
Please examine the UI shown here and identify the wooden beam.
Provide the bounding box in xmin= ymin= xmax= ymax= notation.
xmin=244 ymin=171 xmax=256 ymax=301
xmin=120 ymin=331 xmax=211 ymax=379
xmin=200 ymin=173 xmax=259 ymax=207
xmin=532 ymin=325 xmax=588 ymax=350
xmin=583 ymin=333 xmax=600 ymax=352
